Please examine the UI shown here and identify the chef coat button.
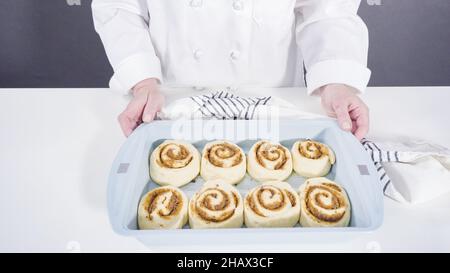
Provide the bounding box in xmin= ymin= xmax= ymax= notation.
xmin=189 ymin=0 xmax=202 ymax=8
xmin=230 ymin=50 xmax=240 ymax=60
xmin=232 ymin=0 xmax=244 ymax=11
xmin=193 ymin=49 xmax=203 ymax=60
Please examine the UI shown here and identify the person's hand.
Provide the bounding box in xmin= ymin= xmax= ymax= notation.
xmin=118 ymin=78 xmax=165 ymax=137
xmin=319 ymin=84 xmax=369 ymax=140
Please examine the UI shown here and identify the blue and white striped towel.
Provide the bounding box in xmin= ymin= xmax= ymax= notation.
xmin=362 ymin=139 xmax=450 ymax=203
xmin=190 ymin=91 xmax=272 ymax=120
xmin=361 ymin=139 xmax=405 ymax=202
xmin=160 ymin=91 xmax=450 ymax=204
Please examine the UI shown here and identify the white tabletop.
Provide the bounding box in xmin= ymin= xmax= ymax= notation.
xmin=0 ymin=87 xmax=449 ymax=252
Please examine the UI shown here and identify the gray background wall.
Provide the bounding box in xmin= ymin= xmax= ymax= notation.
xmin=0 ymin=0 xmax=449 ymax=88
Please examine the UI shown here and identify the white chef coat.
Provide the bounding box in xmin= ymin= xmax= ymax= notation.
xmin=92 ymin=0 xmax=371 ymax=95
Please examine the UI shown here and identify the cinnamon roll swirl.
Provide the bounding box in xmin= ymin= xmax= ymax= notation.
xmin=292 ymin=140 xmax=336 ymax=178
xmin=299 ymin=177 xmax=351 ymax=227
xmin=138 ymin=186 xmax=188 ymax=229
xmin=200 ymin=140 xmax=246 ymax=185
xmin=189 ymin=180 xmax=244 ymax=229
xmin=244 ymin=181 xmax=300 ymax=228
xmin=247 ymin=140 xmax=293 ymax=182
xmin=149 ymin=140 xmax=200 ymax=187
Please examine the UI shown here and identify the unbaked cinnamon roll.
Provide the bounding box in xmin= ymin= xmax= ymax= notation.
xmin=189 ymin=180 xmax=244 ymax=229
xmin=244 ymin=181 xmax=300 ymax=228
xmin=292 ymin=139 xmax=335 ymax=178
xmin=200 ymin=140 xmax=246 ymax=185
xmin=138 ymin=186 xmax=188 ymax=229
xmin=149 ymin=140 xmax=200 ymax=187
xmin=299 ymin=177 xmax=351 ymax=227
xmin=247 ymin=140 xmax=293 ymax=182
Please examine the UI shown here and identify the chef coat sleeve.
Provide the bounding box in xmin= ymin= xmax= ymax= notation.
xmin=296 ymin=0 xmax=371 ymax=95
xmin=92 ymin=0 xmax=162 ymax=94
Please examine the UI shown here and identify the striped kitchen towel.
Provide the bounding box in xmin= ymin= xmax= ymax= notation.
xmin=361 ymin=139 xmax=406 ymax=202
xmin=189 ymin=90 xmax=272 ymax=120
xmin=361 ymin=138 xmax=450 ymax=204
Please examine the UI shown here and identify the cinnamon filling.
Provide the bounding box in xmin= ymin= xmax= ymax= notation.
xmin=323 ymin=183 xmax=342 ymax=192
xmin=193 ymin=188 xmax=237 ymax=223
xmin=246 ymin=195 xmax=264 ymax=217
xmin=157 ymin=143 xmax=193 ymax=168
xmin=304 ymin=184 xmax=347 ymax=223
xmin=145 ymin=188 xmax=183 ymax=220
xmin=285 ymin=190 xmax=297 ymax=207
xmin=206 ymin=143 xmax=243 ymax=168
xmin=247 ymin=186 xmax=293 ymax=217
xmin=254 ymin=142 xmax=288 ymax=170
xmin=299 ymin=140 xmax=328 ymax=160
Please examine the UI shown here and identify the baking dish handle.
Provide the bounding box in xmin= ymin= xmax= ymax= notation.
xmin=342 ymin=131 xmax=384 ymax=229
xmin=107 ymin=130 xmax=145 ymax=234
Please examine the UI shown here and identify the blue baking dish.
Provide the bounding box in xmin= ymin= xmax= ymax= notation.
xmin=107 ymin=119 xmax=383 ymax=247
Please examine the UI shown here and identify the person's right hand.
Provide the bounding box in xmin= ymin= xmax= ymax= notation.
xmin=118 ymin=78 xmax=165 ymax=137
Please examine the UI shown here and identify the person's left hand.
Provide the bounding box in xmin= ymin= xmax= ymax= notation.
xmin=319 ymin=84 xmax=369 ymax=140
